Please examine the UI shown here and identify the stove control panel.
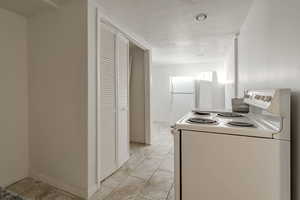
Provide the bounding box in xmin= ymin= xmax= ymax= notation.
xmin=253 ymin=95 xmax=272 ymax=102
xmin=245 ymin=91 xmax=273 ymax=102
xmin=244 ymin=91 xmax=274 ymax=109
xmin=243 ymin=89 xmax=291 ymax=115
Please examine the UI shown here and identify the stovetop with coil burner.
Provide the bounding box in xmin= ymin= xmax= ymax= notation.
xmin=189 ymin=113 xmax=253 ymax=127
xmin=178 ymin=89 xmax=290 ymax=139
xmin=192 ymin=110 xmax=245 ymax=118
xmin=191 ymin=111 xmax=249 ymax=127
xmin=176 ymin=110 xmax=276 ymax=138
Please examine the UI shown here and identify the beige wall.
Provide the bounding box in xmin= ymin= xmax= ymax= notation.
xmin=130 ymin=45 xmax=146 ymax=143
xmin=0 ymin=8 xmax=29 ymax=187
xmin=238 ymin=0 xmax=300 ymax=199
xmin=28 ymin=0 xmax=88 ymax=197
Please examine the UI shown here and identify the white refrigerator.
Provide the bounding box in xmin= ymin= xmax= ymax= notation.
xmin=170 ymin=77 xmax=216 ymax=124
xmin=170 ymin=77 xmax=196 ymax=124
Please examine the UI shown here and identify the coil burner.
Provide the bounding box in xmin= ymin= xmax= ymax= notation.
xmin=187 ymin=117 xmax=217 ymax=124
xmin=217 ymin=112 xmax=244 ymax=118
xmin=193 ymin=111 xmax=211 ymax=116
xmin=227 ymin=121 xmax=255 ymax=127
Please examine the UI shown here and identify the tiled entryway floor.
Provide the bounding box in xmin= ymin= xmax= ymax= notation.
xmin=6 ymin=177 xmax=83 ymax=200
xmin=92 ymin=123 xmax=174 ymax=200
xmin=6 ymin=123 xmax=174 ymax=200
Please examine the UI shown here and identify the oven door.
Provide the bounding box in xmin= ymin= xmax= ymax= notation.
xmin=181 ymin=130 xmax=289 ymax=200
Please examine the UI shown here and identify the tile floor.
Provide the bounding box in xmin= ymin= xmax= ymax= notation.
xmin=6 ymin=177 xmax=82 ymax=200
xmin=6 ymin=123 xmax=174 ymax=200
xmin=93 ymin=122 xmax=174 ymax=200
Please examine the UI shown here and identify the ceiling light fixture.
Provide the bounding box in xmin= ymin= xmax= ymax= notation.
xmin=195 ymin=13 xmax=207 ymax=22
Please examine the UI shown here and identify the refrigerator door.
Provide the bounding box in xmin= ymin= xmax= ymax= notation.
xmin=198 ymin=80 xmax=213 ymax=110
xmin=170 ymin=77 xmax=195 ymax=124
xmin=171 ymin=77 xmax=195 ymax=94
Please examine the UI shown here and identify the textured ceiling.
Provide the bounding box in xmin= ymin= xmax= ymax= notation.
xmin=0 ymin=0 xmax=253 ymax=65
xmin=97 ymin=0 xmax=253 ymax=65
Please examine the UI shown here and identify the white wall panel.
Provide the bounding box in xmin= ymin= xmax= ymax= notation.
xmin=237 ymin=0 xmax=300 ymax=198
xmin=28 ymin=1 xmax=87 ymax=196
xmin=0 ymin=8 xmax=28 ymax=187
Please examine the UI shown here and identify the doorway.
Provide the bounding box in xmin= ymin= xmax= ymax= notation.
xmin=129 ymin=43 xmax=149 ymax=144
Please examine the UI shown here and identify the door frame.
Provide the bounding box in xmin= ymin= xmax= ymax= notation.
xmin=143 ymin=50 xmax=152 ymax=145
xmin=96 ymin=8 xmax=152 ymax=187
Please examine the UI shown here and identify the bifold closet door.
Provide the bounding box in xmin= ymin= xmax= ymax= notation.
xmin=116 ymin=34 xmax=130 ymax=167
xmin=99 ymin=23 xmax=117 ymax=180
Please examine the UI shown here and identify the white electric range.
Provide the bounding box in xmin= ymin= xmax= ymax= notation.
xmin=171 ymin=89 xmax=291 ymax=200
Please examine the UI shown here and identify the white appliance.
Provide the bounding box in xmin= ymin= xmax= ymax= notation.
xmin=172 ymin=89 xmax=291 ymax=200
xmin=170 ymin=77 xmax=196 ymax=124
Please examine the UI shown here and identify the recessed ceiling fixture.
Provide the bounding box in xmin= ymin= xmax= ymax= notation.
xmin=195 ymin=13 xmax=207 ymax=22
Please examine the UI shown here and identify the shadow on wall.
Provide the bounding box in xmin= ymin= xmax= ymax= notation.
xmin=291 ymin=91 xmax=300 ymax=200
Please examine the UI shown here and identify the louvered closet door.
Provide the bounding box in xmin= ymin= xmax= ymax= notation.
xmin=100 ymin=23 xmax=117 ymax=180
xmin=116 ymin=34 xmax=130 ymax=167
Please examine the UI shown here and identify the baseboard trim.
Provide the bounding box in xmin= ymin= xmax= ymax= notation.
xmin=29 ymin=169 xmax=87 ymax=198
